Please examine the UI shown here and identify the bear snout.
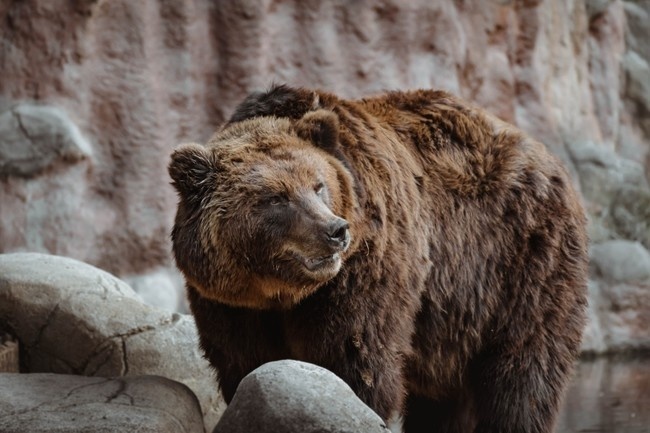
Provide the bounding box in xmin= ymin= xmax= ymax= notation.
xmin=325 ymin=218 xmax=350 ymax=251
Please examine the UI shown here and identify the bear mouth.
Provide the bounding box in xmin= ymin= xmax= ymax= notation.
xmin=295 ymin=252 xmax=341 ymax=273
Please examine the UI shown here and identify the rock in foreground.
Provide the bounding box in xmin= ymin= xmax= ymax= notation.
xmin=213 ymin=360 xmax=392 ymax=433
xmin=0 ymin=373 xmax=204 ymax=433
xmin=0 ymin=252 xmax=225 ymax=431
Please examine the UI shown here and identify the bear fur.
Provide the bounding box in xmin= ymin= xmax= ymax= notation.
xmin=169 ymin=85 xmax=589 ymax=433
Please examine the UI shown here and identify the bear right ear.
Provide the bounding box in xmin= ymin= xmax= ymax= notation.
xmin=168 ymin=143 xmax=214 ymax=196
xmin=294 ymin=110 xmax=340 ymax=152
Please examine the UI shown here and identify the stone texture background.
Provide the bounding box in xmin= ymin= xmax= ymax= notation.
xmin=0 ymin=0 xmax=648 ymax=353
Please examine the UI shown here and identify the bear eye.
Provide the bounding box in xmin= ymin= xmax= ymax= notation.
xmin=267 ymin=194 xmax=286 ymax=206
xmin=314 ymin=182 xmax=325 ymax=195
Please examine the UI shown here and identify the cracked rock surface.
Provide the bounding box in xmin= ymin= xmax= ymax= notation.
xmin=0 ymin=373 xmax=204 ymax=433
xmin=0 ymin=252 xmax=225 ymax=431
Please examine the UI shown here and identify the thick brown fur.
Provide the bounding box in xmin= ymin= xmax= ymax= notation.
xmin=169 ymin=84 xmax=589 ymax=433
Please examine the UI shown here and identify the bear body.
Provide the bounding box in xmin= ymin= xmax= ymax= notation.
xmin=169 ymin=85 xmax=588 ymax=433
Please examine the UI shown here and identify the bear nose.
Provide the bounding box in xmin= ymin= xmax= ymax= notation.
xmin=326 ymin=218 xmax=350 ymax=248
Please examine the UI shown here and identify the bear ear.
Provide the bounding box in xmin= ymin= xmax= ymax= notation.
xmin=294 ymin=110 xmax=340 ymax=151
xmin=168 ymin=143 xmax=214 ymax=196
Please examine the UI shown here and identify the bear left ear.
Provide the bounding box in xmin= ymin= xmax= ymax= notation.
xmin=168 ymin=143 xmax=214 ymax=197
xmin=294 ymin=110 xmax=340 ymax=151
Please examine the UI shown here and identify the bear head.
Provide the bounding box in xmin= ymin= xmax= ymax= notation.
xmin=169 ymin=110 xmax=359 ymax=310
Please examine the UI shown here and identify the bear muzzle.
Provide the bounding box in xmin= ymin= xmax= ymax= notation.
xmin=287 ymin=216 xmax=350 ymax=278
xmin=325 ymin=218 xmax=351 ymax=251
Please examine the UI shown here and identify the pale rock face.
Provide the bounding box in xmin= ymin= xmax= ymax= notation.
xmin=0 ymin=1 xmax=648 ymax=352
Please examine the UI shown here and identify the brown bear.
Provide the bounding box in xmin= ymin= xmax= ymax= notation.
xmin=168 ymin=84 xmax=588 ymax=433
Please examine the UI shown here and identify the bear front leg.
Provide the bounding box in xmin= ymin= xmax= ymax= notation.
xmin=199 ymin=313 xmax=289 ymax=404
xmin=200 ymin=344 xmax=245 ymax=404
xmin=285 ymin=305 xmax=412 ymax=422
xmin=403 ymin=393 xmax=476 ymax=433
xmin=188 ymin=288 xmax=290 ymax=403
xmin=470 ymin=341 xmax=576 ymax=433
xmin=340 ymin=340 xmax=408 ymax=422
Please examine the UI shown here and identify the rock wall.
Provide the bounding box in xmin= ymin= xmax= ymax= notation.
xmin=1 ymin=0 xmax=648 ymax=353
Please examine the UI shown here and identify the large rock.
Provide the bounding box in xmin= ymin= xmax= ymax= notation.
xmin=0 ymin=104 xmax=92 ymax=178
xmin=0 ymin=252 xmax=225 ymax=431
xmin=0 ymin=373 xmax=204 ymax=433
xmin=568 ymin=140 xmax=650 ymax=246
xmin=590 ymin=240 xmax=650 ymax=283
xmin=213 ymin=360 xmax=392 ymax=433
xmin=584 ymin=240 xmax=650 ymax=354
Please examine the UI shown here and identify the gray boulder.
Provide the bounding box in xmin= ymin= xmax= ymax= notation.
xmin=0 ymin=104 xmax=92 ymax=178
xmin=123 ymin=265 xmax=189 ymax=313
xmin=213 ymin=360 xmax=392 ymax=433
xmin=590 ymin=240 xmax=650 ymax=283
xmin=0 ymin=373 xmax=204 ymax=433
xmin=0 ymin=252 xmax=225 ymax=431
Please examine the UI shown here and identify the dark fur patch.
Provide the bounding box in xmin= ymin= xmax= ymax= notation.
xmin=294 ymin=110 xmax=340 ymax=152
xmin=228 ymin=84 xmax=318 ymax=123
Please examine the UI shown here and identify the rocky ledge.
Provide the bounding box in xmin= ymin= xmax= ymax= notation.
xmin=0 ymin=252 xmax=224 ymax=431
